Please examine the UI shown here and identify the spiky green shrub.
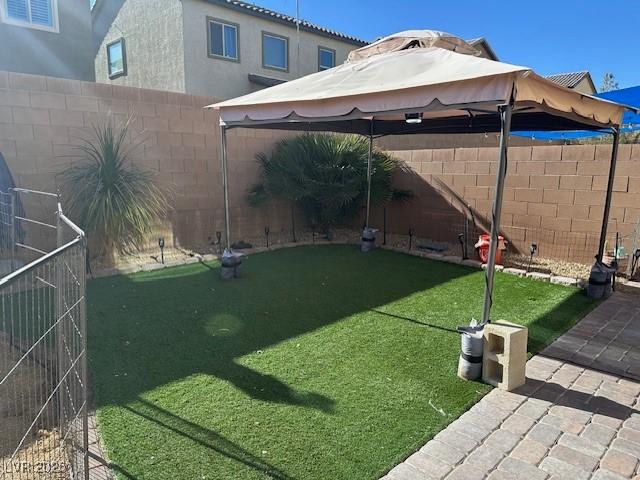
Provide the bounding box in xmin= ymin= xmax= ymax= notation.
xmin=61 ymin=118 xmax=168 ymax=258
xmin=248 ymin=133 xmax=411 ymax=231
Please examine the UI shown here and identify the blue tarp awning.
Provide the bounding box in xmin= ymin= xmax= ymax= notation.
xmin=513 ymin=85 xmax=640 ymax=140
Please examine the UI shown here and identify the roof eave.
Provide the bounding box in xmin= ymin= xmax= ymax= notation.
xmin=201 ymin=0 xmax=368 ymax=47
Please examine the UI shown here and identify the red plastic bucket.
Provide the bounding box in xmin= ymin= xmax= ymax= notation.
xmin=476 ymin=234 xmax=506 ymax=264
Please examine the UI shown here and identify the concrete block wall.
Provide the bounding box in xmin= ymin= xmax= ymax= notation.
xmin=1 ymin=70 xmax=638 ymax=265
xmin=0 ymin=71 xmax=294 ymax=256
xmin=383 ymin=144 xmax=640 ymax=263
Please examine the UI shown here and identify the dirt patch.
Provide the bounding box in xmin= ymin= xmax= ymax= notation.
xmin=0 ymin=337 xmax=70 ymax=478
xmin=501 ymin=252 xmax=592 ymax=279
xmin=1 ymin=430 xmax=70 ymax=479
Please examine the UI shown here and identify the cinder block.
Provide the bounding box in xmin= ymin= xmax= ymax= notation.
xmin=514 ymin=188 xmax=543 ymax=203
xmin=550 ymin=276 xmax=578 ymax=287
xmin=592 ymin=175 xmax=629 ymax=192
xmin=454 ymin=148 xmax=478 ymax=162
xmin=516 ymin=161 xmax=545 ymax=175
xmin=559 ymin=175 xmax=593 ymax=191
xmin=504 ymin=174 xmax=530 ymax=188
xmin=503 ymin=268 xmax=526 ymax=277
xmin=65 ymin=95 xmax=99 ymax=112
xmin=443 ymin=161 xmax=465 ymax=173
xmin=545 ymin=161 xmax=577 ymax=175
xmin=527 ymin=203 xmax=557 ymax=218
xmin=543 ymin=189 xmax=574 ymax=205
xmin=557 ymin=204 xmax=589 ymax=220
xmin=532 ymin=145 xmax=562 ymax=161
xmin=29 ymin=92 xmax=66 ymax=110
xmin=433 ymin=148 xmax=454 ymax=163
xmin=530 ymin=175 xmax=560 ymax=189
xmin=49 ymin=109 xmax=84 ymax=127
xmin=466 ymin=162 xmax=490 ymax=174
xmin=483 ymin=321 xmax=528 ymax=391
xmin=562 ymin=145 xmax=595 ymax=161
xmin=526 ymin=271 xmax=550 ymax=282
xmin=8 ymin=72 xmax=47 ymax=91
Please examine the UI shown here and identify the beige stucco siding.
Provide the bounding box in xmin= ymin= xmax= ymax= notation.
xmin=181 ymin=0 xmax=361 ymax=99
xmin=94 ymin=0 xmax=186 ymax=93
xmin=573 ymin=77 xmax=596 ymax=95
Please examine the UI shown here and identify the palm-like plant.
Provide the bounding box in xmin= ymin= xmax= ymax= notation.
xmin=61 ymin=118 xmax=168 ymax=259
xmin=248 ymin=133 xmax=410 ymax=231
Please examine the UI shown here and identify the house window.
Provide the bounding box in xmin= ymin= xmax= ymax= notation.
xmin=107 ymin=38 xmax=127 ymax=79
xmin=262 ymin=32 xmax=288 ymax=71
xmin=2 ymin=0 xmax=58 ymax=31
xmin=207 ymin=17 xmax=239 ymax=61
xmin=318 ymin=47 xmax=335 ymax=71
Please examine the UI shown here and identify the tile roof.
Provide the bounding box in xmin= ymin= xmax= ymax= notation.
xmin=205 ymin=0 xmax=368 ymax=46
xmin=546 ymin=71 xmax=591 ymax=88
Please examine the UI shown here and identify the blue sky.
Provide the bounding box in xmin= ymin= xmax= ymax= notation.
xmin=256 ymin=0 xmax=639 ymax=89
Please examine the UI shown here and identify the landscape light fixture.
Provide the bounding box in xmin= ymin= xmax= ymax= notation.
xmin=158 ymin=237 xmax=165 ymax=264
xmin=404 ymin=112 xmax=423 ymax=124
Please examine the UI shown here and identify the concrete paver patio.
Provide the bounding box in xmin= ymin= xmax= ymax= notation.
xmin=383 ymin=292 xmax=640 ymax=480
xmin=543 ymin=292 xmax=640 ymax=381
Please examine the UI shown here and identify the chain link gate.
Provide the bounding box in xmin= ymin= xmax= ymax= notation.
xmin=1 ymin=188 xmax=88 ymax=480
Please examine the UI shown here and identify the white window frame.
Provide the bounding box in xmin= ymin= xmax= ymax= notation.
xmin=207 ymin=16 xmax=240 ymax=62
xmin=318 ymin=46 xmax=336 ymax=71
xmin=0 ymin=0 xmax=59 ymax=33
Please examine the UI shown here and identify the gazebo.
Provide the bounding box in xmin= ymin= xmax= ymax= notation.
xmin=207 ymin=30 xmax=632 ymax=324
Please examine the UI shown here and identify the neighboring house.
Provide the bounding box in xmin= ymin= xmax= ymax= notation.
xmin=467 ymin=37 xmax=498 ymax=61
xmin=546 ymin=71 xmax=596 ymax=95
xmin=92 ymin=0 xmax=367 ymax=99
xmin=0 ymin=0 xmax=95 ymax=80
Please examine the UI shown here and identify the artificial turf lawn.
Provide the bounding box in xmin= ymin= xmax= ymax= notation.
xmin=88 ymin=245 xmax=598 ymax=480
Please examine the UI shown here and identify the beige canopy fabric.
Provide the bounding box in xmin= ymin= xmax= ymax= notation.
xmin=208 ymin=31 xmax=626 ymax=135
xmin=346 ymin=30 xmax=482 ymax=62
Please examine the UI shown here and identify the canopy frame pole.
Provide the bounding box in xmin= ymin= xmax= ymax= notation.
xmin=365 ymin=119 xmax=374 ymax=228
xmin=597 ymin=127 xmax=620 ymax=262
xmin=220 ymin=125 xmax=231 ymax=250
xmin=481 ymin=100 xmax=514 ymax=324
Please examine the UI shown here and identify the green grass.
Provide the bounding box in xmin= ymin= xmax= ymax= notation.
xmin=88 ymin=245 xmax=597 ymax=480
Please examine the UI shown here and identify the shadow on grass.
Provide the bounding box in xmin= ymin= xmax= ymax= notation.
xmin=122 ymin=399 xmax=296 ymax=480
xmin=88 ymin=245 xmax=475 ymax=410
xmin=369 ymin=308 xmax=459 ymax=334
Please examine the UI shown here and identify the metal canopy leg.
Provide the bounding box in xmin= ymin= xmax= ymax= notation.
xmin=220 ymin=125 xmax=231 ymax=251
xmin=597 ymin=128 xmax=620 ymax=262
xmin=361 ymin=120 xmax=376 ymax=252
xmin=481 ymin=102 xmax=514 ymax=324
xmin=365 ymin=133 xmax=373 ymax=228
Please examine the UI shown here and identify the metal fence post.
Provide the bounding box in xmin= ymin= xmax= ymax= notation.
xmin=9 ymin=189 xmax=16 ymax=271
xmin=56 ymin=203 xmax=65 ymax=437
xmin=80 ymin=233 xmax=90 ymax=480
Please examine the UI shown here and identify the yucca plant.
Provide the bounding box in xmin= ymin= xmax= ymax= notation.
xmin=248 ymin=133 xmax=411 ymax=232
xmin=61 ymin=118 xmax=168 ymax=261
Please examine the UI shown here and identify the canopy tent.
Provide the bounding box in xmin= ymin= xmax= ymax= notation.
xmin=207 ymin=30 xmax=631 ymax=324
xmin=513 ymin=85 xmax=640 ymax=140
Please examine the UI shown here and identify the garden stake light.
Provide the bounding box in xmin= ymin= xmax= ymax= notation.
xmin=216 ymin=231 xmax=222 ymax=255
xmin=265 ymin=226 xmax=270 ymax=248
xmin=383 ymin=207 xmax=387 ymax=245
xmin=458 ymin=233 xmax=467 ymax=260
xmin=526 ymin=243 xmax=537 ymax=274
xmin=158 ymin=237 xmax=165 ymax=264
xmin=408 ymin=228 xmax=414 ymax=251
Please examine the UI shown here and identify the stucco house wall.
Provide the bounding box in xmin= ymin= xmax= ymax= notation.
xmin=0 ymin=0 xmax=94 ymax=81
xmin=93 ymin=0 xmax=363 ymax=99
xmin=181 ymin=0 xmax=361 ymax=99
xmin=94 ymin=0 xmax=186 ymax=93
